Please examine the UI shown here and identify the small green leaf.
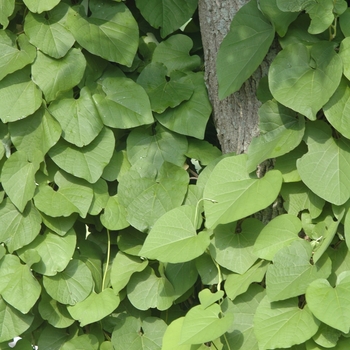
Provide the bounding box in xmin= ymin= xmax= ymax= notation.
xmin=23 ymin=0 xmax=60 ymax=13
xmin=306 ymin=272 xmax=350 ymax=333
xmin=60 ymin=334 xmax=99 ymax=350
xmin=127 ymin=266 xmax=175 ymax=310
xmin=49 ymin=127 xmax=115 ymax=184
xmin=67 ymin=289 xmax=120 ymax=326
xmin=139 ymin=206 xmax=210 ymax=263
xmin=1 ymin=150 xmax=41 ymax=212
xmin=100 ymin=195 xmax=129 ymax=230
xmin=43 ymin=259 xmax=94 ymax=305
xmin=340 ymin=8 xmax=350 ymax=36
xmin=135 ymin=0 xmax=197 ymax=38
xmin=24 ymin=3 xmax=75 ymax=58
xmin=0 ymin=67 xmax=42 ymax=123
xmin=49 ymin=87 xmax=103 ymax=147
xmin=217 ymin=0 xmax=274 ymax=99
xmin=31 ymin=48 xmax=86 ymax=102
xmin=93 ymin=77 xmax=153 ymax=129
xmin=254 ymin=296 xmax=320 ymax=350
xmin=269 ymin=42 xmax=342 ymax=120
xmin=204 ymin=154 xmax=283 ymax=229
xmin=185 ymin=139 xmax=222 ymax=166
xmin=0 ymin=0 xmax=15 ymax=28
xmin=88 ymin=178 xmax=109 ymax=216
xmin=66 ymin=1 xmax=138 ymax=66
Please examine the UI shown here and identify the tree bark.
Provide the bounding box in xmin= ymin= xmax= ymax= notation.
xmin=198 ymin=0 xmax=276 ymax=155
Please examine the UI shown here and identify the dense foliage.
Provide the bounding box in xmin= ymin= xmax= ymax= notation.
xmin=1 ymin=0 xmax=350 ymax=349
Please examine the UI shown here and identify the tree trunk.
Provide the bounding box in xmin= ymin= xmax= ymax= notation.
xmin=198 ymin=0 xmax=276 ymax=155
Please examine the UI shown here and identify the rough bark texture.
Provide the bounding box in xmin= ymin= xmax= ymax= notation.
xmin=198 ymin=0 xmax=277 ymax=154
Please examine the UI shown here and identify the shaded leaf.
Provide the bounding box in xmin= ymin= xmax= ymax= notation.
xmin=23 ymin=0 xmax=60 ymax=13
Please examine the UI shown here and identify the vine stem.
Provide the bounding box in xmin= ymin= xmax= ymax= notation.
xmin=223 ymin=333 xmax=232 ymax=350
xmin=102 ymin=229 xmax=111 ymax=291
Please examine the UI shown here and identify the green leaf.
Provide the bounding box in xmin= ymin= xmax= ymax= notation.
xmin=0 ymin=199 xmax=42 ymax=253
xmin=88 ymin=178 xmax=109 ymax=216
xmin=37 ymin=325 xmax=69 ymax=350
xmin=0 ymin=31 xmax=36 ymax=80
xmin=49 ymin=87 xmax=103 ymax=147
xmin=67 ymin=288 xmax=120 ymax=326
xmin=110 ymin=252 xmax=148 ymax=294
xmin=60 ymin=334 xmax=99 ymax=350
xmin=1 ymin=150 xmax=41 ymax=212
xmin=24 ymin=3 xmax=75 ymax=58
xmin=126 ymin=124 xmax=188 ymax=174
xmin=266 ymin=240 xmax=332 ymax=301
xmin=210 ymin=219 xmax=262 ymax=274
xmin=254 ymin=296 xmax=320 ymax=350
xmin=31 ymin=48 xmax=86 ymax=102
xmin=93 ymin=77 xmax=153 ymax=129
xmin=185 ymin=139 xmax=222 ymax=166
xmin=312 ymin=323 xmax=341 ymax=348
xmin=324 ymin=78 xmax=350 ymax=138
xmin=340 ymin=39 xmax=350 ymax=81
xmin=152 ymin=34 xmax=201 ymax=74
xmin=247 ymin=100 xmax=305 ymax=172
xmin=0 ymin=297 xmax=34 ymax=343
xmin=43 ymin=259 xmax=94 ymax=305
xmin=40 ymin=212 xmax=78 ymax=236
xmin=34 ymin=171 xmax=94 ymax=217
xmin=0 ymin=255 xmax=41 ymax=313
xmin=135 ymin=0 xmax=197 ymax=38
xmin=66 ymin=1 xmax=138 ymax=66
xmin=38 ymin=290 xmax=75 ymax=328
xmin=156 ymin=72 xmax=212 ymax=139
xmin=297 ymin=121 xmax=350 ymax=205
xmin=117 ymin=227 xmax=146 ymax=256
xmin=9 ymin=106 xmax=61 ymax=158
xmin=139 ymin=206 xmax=210 ymax=263
xmin=180 ymin=301 xmax=234 ymax=345
xmin=195 ymin=252 xmax=220 ymax=285
xmin=23 ymin=0 xmax=60 ymax=13
xmin=269 ymin=42 xmax=342 ymax=120
xmin=127 ymin=266 xmax=175 ymax=310
xmin=217 ymin=0 xmax=274 ymax=99
xmin=0 ymin=67 xmax=42 ymax=123
xmin=100 ymin=195 xmax=129 ymax=230
xmin=253 ymin=214 xmax=302 ymax=260
xmin=306 ymin=272 xmax=350 ymax=333
xmin=340 ymin=8 xmax=350 ymax=36
xmin=137 ymin=62 xmax=194 ymax=114
xmin=0 ymin=0 xmax=15 ymax=28
xmin=49 ymin=127 xmax=115 ymax=184
xmin=118 ymin=162 xmax=189 ymax=232
xmin=111 ymin=315 xmax=167 ymax=350
xmin=204 ymin=154 xmax=283 ymax=229
xmin=17 ymin=228 xmax=76 ymax=276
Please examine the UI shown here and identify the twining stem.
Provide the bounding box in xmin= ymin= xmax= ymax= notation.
xmin=102 ymin=229 xmax=111 ymax=291
xmin=194 ymin=197 xmax=217 ymax=229
xmin=329 ymin=17 xmax=337 ymax=41
xmin=213 ymin=258 xmax=222 ymax=291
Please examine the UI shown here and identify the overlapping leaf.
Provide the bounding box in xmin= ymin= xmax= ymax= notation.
xmin=0 ymin=0 xmax=15 ymax=28
xmin=23 ymin=0 xmax=60 ymax=13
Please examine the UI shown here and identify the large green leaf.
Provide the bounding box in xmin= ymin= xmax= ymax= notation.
xmin=135 ymin=0 xmax=197 ymax=38
xmin=17 ymin=228 xmax=76 ymax=276
xmin=0 ymin=0 xmax=15 ymax=28
xmin=0 ymin=67 xmax=42 ymax=123
xmin=217 ymin=0 xmax=274 ymax=99
xmin=0 ymin=297 xmax=33 ymax=343
xmin=23 ymin=0 xmax=60 ymax=13
xmin=1 ymin=150 xmax=41 ymax=212
xmin=24 ymin=3 xmax=75 ymax=58
xmin=297 ymin=121 xmax=350 ymax=205
xmin=49 ymin=87 xmax=103 ymax=147
xmin=269 ymin=42 xmax=342 ymax=120
xmin=247 ymin=100 xmax=305 ymax=172
xmin=31 ymin=48 xmax=86 ymax=102
xmin=118 ymin=162 xmax=189 ymax=232
xmin=254 ymin=296 xmax=320 ymax=350
xmin=156 ymin=72 xmax=212 ymax=139
xmin=204 ymin=154 xmax=283 ymax=229
xmin=49 ymin=127 xmax=115 ymax=183
xmin=306 ymin=272 xmax=350 ymax=333
xmin=43 ymin=259 xmax=93 ymax=305
xmin=0 ymin=31 xmax=36 ymax=80
xmin=266 ymin=240 xmax=332 ymax=301
xmin=210 ymin=219 xmax=262 ymax=274
xmin=127 ymin=266 xmax=175 ymax=310
xmin=139 ymin=206 xmax=210 ymax=263
xmin=93 ymin=77 xmax=153 ymax=129
xmin=0 ymin=255 xmax=41 ymax=313
xmin=111 ymin=315 xmax=167 ymax=350
xmin=66 ymin=0 xmax=138 ymax=66
xmin=9 ymin=106 xmax=61 ymax=158
xmin=67 ymin=288 xmax=120 ymax=326
xmin=0 ymin=199 xmax=42 ymax=253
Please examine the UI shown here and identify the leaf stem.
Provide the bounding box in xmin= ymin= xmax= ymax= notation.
xmin=102 ymin=229 xmax=111 ymax=291
xmin=223 ymin=333 xmax=231 ymax=350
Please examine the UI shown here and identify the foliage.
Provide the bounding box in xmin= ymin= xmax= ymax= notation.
xmin=0 ymin=0 xmax=350 ymax=350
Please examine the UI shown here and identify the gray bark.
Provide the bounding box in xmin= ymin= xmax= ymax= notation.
xmin=198 ymin=0 xmax=277 ymax=154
